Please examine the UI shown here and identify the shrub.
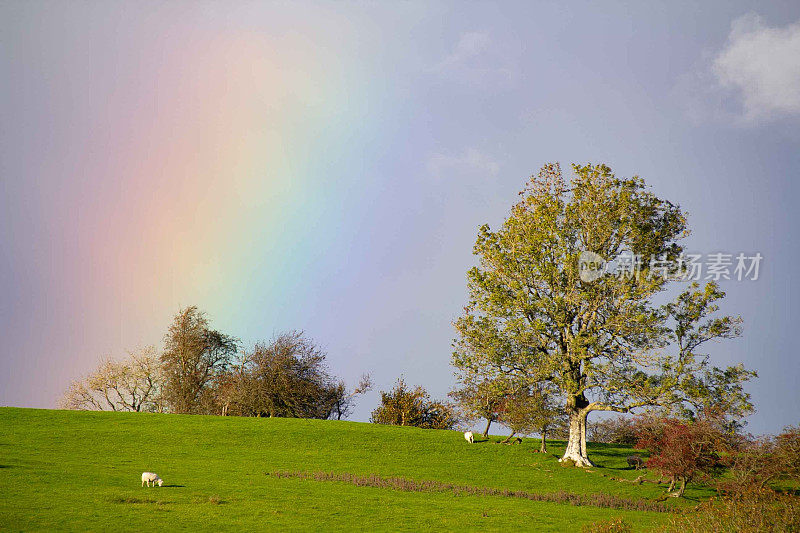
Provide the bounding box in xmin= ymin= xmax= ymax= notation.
xmin=371 ymin=379 xmax=458 ymax=429
xmin=636 ymin=416 xmax=727 ymax=497
xmin=723 ymin=424 xmax=800 ymax=493
xmin=588 ymin=416 xmax=639 ymax=445
xmin=666 ymin=488 xmax=800 ymax=532
xmin=218 ymin=332 xmax=348 ymax=419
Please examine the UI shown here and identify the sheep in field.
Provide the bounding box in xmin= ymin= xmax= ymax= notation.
xmin=626 ymin=455 xmax=645 ymax=470
xmin=141 ymin=472 xmax=163 ymax=487
xmin=464 ymin=431 xmax=474 ymax=443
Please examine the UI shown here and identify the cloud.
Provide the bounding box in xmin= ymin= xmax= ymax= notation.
xmin=437 ymin=32 xmax=491 ymax=70
xmin=433 ymin=31 xmax=516 ymax=86
xmin=427 ymin=148 xmax=500 ymax=180
xmin=712 ymin=14 xmax=800 ymax=120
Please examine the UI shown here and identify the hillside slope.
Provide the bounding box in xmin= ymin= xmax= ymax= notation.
xmin=0 ymin=408 xmax=698 ymax=531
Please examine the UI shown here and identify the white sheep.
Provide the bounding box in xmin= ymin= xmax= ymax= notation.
xmin=141 ymin=472 xmax=163 ymax=487
xmin=464 ymin=431 xmax=474 ymax=443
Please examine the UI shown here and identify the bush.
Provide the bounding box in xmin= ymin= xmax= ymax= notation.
xmin=636 ymin=416 xmax=727 ymax=497
xmin=218 ymin=331 xmax=348 ymax=419
xmin=723 ymin=424 xmax=800 ymax=493
xmin=666 ymin=488 xmax=800 ymax=532
xmin=371 ymin=379 xmax=458 ymax=430
xmin=588 ymin=416 xmax=639 ymax=445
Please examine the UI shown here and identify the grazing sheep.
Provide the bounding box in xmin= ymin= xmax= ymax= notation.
xmin=626 ymin=455 xmax=645 ymax=470
xmin=141 ymin=472 xmax=163 ymax=487
xmin=464 ymin=431 xmax=474 ymax=443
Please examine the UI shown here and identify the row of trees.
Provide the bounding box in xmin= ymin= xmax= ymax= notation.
xmin=369 ymin=377 xmax=799 ymax=499
xmin=62 ymin=307 xmax=372 ymax=420
xmin=369 ymin=377 xmax=566 ymax=454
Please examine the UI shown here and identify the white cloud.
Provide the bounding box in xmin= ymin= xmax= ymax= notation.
xmin=437 ymin=32 xmax=491 ymax=70
xmin=433 ymin=31 xmax=516 ymax=86
xmin=712 ymin=13 xmax=800 ymax=120
xmin=427 ymin=148 xmax=500 ymax=180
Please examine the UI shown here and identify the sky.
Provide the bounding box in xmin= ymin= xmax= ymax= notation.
xmin=1 ymin=1 xmax=799 ymax=434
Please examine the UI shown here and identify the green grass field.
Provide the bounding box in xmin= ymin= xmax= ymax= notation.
xmin=0 ymin=408 xmax=709 ymax=531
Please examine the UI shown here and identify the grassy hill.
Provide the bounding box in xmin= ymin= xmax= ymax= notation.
xmin=0 ymin=408 xmax=708 ymax=531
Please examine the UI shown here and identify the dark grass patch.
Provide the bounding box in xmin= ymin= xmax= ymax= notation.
xmin=109 ymin=496 xmax=162 ymax=505
xmin=268 ymin=470 xmax=676 ymax=513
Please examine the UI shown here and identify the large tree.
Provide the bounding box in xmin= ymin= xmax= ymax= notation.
xmin=453 ymin=163 xmax=755 ymax=466
xmin=161 ymin=306 xmax=239 ymax=414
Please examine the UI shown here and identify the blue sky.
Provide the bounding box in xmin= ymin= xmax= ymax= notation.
xmin=1 ymin=1 xmax=799 ymax=434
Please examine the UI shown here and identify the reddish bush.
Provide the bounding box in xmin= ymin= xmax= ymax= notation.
xmin=636 ymin=417 xmax=726 ymax=497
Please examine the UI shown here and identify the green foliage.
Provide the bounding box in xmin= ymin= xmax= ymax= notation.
xmin=453 ymin=162 xmax=755 ymax=465
xmin=448 ymin=376 xmax=509 ymax=435
xmin=500 ymin=384 xmax=567 ymax=442
xmin=371 ymin=379 xmax=458 ymax=430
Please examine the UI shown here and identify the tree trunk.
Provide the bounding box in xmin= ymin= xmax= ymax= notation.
xmin=483 ymin=418 xmax=492 ymax=438
xmin=540 ymin=429 xmax=547 ymax=453
xmin=501 ymin=432 xmax=517 ymax=444
xmin=672 ymin=478 xmax=686 ymax=497
xmin=561 ymin=404 xmax=594 ymax=467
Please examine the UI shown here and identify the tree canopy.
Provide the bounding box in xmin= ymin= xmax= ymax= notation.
xmin=453 ymin=163 xmax=755 ymax=466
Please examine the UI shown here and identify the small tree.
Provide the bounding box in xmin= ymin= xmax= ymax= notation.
xmin=331 ymin=373 xmax=374 ymax=421
xmin=725 ymin=424 xmax=800 ymax=492
xmin=775 ymin=425 xmax=800 ymax=482
xmin=449 ymin=377 xmax=509 ymax=437
xmin=60 ymin=346 xmax=163 ymax=412
xmin=499 ymin=384 xmax=566 ymax=452
xmin=371 ymin=379 xmax=457 ymax=430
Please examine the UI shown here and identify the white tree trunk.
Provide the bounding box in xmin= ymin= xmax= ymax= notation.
xmin=560 ymin=409 xmax=594 ymax=467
